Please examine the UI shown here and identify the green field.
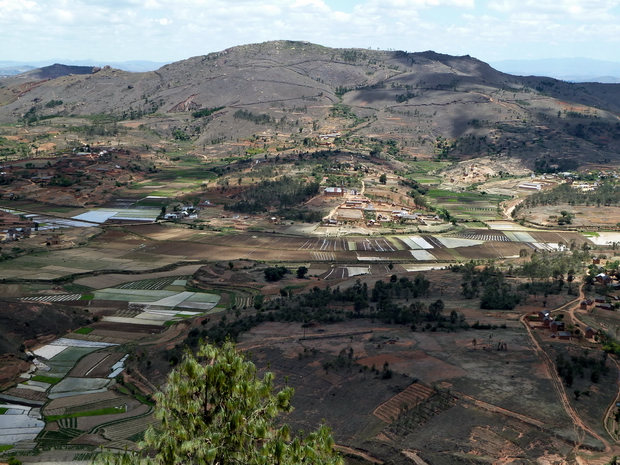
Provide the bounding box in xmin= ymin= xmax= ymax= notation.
xmin=46 ymin=405 xmax=126 ymax=422
xmin=31 ymin=375 xmax=62 ymax=385
xmin=427 ymin=189 xmax=508 ymax=221
xmin=74 ymin=327 xmax=94 ymax=335
xmin=50 ymin=347 xmax=99 ymax=363
xmin=404 ymin=160 xmax=452 ymax=173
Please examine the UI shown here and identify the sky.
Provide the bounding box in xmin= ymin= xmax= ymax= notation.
xmin=2 ymin=0 xmax=620 ymax=65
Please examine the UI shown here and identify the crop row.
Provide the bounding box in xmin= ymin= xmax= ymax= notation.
xmin=116 ymin=276 xmax=189 ymax=290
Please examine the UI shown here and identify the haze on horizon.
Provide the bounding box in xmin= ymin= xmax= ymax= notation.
xmin=1 ymin=0 xmax=619 ymax=66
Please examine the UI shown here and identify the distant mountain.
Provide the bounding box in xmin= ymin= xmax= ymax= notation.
xmin=17 ymin=63 xmax=96 ymax=80
xmin=0 ymin=59 xmax=168 ymax=75
xmin=1 ymin=41 xmax=619 ymax=168
xmin=0 ymin=65 xmax=36 ymax=77
xmin=490 ymin=58 xmax=620 ymax=83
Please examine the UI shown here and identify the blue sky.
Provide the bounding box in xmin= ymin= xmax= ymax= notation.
xmin=1 ymin=0 xmax=619 ymax=64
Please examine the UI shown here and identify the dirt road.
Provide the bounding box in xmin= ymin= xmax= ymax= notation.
xmin=520 ymin=287 xmax=615 ymax=459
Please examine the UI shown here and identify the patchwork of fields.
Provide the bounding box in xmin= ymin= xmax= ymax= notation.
xmin=0 ymin=274 xmax=222 ymax=453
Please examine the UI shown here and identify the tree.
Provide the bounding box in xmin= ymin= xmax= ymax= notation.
xmin=264 ymin=266 xmax=288 ymax=282
xmin=296 ymin=266 xmax=309 ymax=279
xmin=96 ymin=341 xmax=342 ymax=465
xmin=379 ymin=173 xmax=387 ymax=184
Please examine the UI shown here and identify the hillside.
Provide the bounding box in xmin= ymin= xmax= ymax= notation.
xmin=0 ymin=41 xmax=619 ymax=169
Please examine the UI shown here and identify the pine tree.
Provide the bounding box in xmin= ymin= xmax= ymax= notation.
xmin=95 ymin=341 xmax=342 ymax=465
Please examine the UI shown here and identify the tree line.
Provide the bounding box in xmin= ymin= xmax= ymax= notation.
xmin=451 ymin=262 xmax=522 ymax=310
xmin=224 ymin=177 xmax=321 ymax=220
xmin=514 ymin=182 xmax=620 ymax=214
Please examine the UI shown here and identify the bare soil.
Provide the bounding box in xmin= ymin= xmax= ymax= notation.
xmin=520 ymin=205 xmax=620 ymax=229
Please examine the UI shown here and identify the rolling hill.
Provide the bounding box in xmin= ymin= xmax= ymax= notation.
xmin=1 ymin=40 xmax=619 ymax=168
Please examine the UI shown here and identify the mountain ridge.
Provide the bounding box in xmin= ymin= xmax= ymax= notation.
xmin=1 ymin=40 xmax=619 ymax=168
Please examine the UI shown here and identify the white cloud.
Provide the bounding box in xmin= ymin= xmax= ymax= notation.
xmin=0 ymin=0 xmax=619 ymax=62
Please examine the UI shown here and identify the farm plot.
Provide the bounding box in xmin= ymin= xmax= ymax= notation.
xmin=116 ymin=276 xmax=190 ymax=290
xmin=527 ymin=231 xmax=589 ymax=246
xmin=449 ymin=231 xmax=510 ymax=242
xmin=352 ymin=238 xmax=399 ymax=252
xmin=95 ymin=411 xmax=158 ymax=449
xmin=98 ymin=287 xmax=220 ymax=325
xmin=320 ymin=265 xmax=370 ymax=280
xmin=503 ymin=231 xmax=536 ymax=242
xmin=72 ymin=208 xmax=160 ymax=224
xmin=43 ymin=391 xmax=121 ymax=417
xmin=434 ymin=237 xmax=484 ymax=248
xmin=450 ymin=241 xmax=523 ymax=260
xmin=76 ymin=403 xmax=149 ymax=432
xmin=487 ymin=220 xmax=537 ymax=230
xmin=0 ymin=246 xmax=185 ymax=280
xmin=34 ymin=338 xmax=117 ymax=362
xmin=94 ymin=289 xmax=178 ymax=302
xmin=20 ymin=294 xmax=82 ymax=303
xmin=0 ymin=404 xmax=45 ymax=444
xmin=426 ymin=189 xmax=508 ymax=221
xmin=372 ymin=382 xmax=435 ymax=424
xmin=74 ymin=265 xmax=203 ymax=290
xmin=400 ymin=236 xmax=434 ymax=250
xmin=49 ymin=377 xmax=114 ymax=399
xmin=177 ymin=292 xmax=221 ymax=310
xmin=410 ymin=250 xmax=437 ymax=261
xmin=97 ymin=288 xmax=220 ymax=310
xmin=69 ymin=352 xmax=126 ymax=378
xmin=587 ymin=231 xmax=620 ymax=246
xmin=298 ymin=237 xmax=350 ymax=252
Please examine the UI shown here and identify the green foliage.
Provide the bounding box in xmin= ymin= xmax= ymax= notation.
xmin=264 ymin=266 xmax=288 ymax=282
xmin=329 ymin=104 xmax=364 ymax=124
xmin=173 ymin=129 xmax=190 ymax=141
xmin=48 ymin=175 xmax=74 ymax=187
xmin=518 ymin=248 xmax=589 ymax=280
xmin=453 ymin=263 xmax=521 ymax=310
xmin=96 ymin=341 xmax=342 ymax=465
xmin=556 ymin=350 xmax=609 ymax=387
xmin=192 ymin=106 xmax=225 ymax=118
xmin=395 ymin=91 xmax=417 ymax=103
xmin=45 ymin=99 xmax=63 ymax=108
xmin=515 ymin=181 xmax=620 ymax=214
xmin=224 ymin=177 xmax=320 ymax=215
xmin=233 ymin=109 xmax=274 ymax=125
xmin=341 ymin=50 xmax=366 ymax=62
xmin=296 ymin=266 xmax=308 ymax=279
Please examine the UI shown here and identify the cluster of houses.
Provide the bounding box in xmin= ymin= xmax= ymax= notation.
xmin=3 ymin=227 xmax=31 ymax=242
xmin=163 ymin=205 xmax=197 ymax=220
xmin=529 ymin=310 xmax=597 ymax=340
xmin=322 ymin=188 xmax=443 ymax=227
xmin=581 ymin=295 xmax=618 ymax=312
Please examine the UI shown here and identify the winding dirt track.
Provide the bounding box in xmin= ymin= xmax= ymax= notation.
xmin=565 ymin=286 xmax=620 ymax=451
xmin=520 ymin=284 xmax=617 ymax=460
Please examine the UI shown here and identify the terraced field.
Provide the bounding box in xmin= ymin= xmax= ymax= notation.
xmin=373 ymin=382 xmax=436 ymax=423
